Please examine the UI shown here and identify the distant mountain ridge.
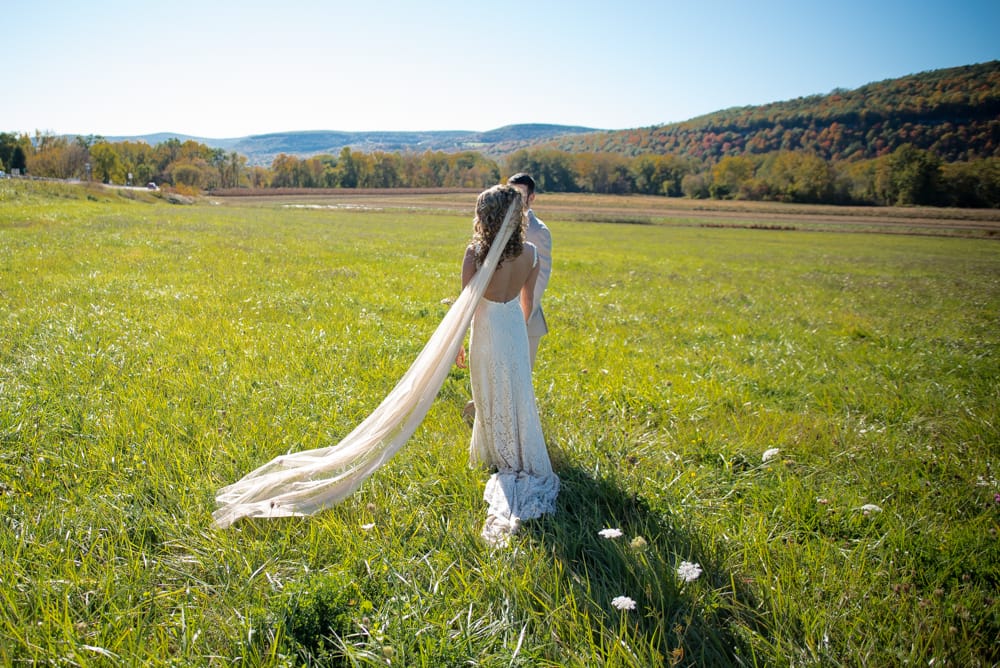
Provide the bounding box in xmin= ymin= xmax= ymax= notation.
xmin=107 ymin=124 xmax=601 ymax=165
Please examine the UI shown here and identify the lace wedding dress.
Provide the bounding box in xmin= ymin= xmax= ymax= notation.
xmin=470 ymin=290 xmax=559 ymax=545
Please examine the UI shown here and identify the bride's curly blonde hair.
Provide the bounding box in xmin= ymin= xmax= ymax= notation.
xmin=470 ymin=184 xmax=525 ymax=268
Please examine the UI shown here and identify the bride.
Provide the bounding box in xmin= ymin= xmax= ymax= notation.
xmin=213 ymin=184 xmax=558 ymax=544
xmin=457 ymin=184 xmax=559 ymax=544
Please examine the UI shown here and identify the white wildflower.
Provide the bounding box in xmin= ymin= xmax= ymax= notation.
xmin=361 ymin=523 xmax=376 ymax=531
xmin=860 ymin=504 xmax=882 ymax=514
xmin=762 ymin=448 xmax=781 ymax=462
xmin=676 ymin=561 xmax=703 ymax=582
xmin=598 ymin=528 xmax=623 ymax=539
xmin=611 ymin=595 xmax=636 ymax=611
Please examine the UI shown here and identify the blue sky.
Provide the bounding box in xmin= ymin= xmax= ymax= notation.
xmin=5 ymin=0 xmax=998 ymax=138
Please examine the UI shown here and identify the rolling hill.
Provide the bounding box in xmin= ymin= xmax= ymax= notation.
xmin=549 ymin=61 xmax=1000 ymax=163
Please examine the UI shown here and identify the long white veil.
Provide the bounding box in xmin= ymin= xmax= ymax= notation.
xmin=212 ymin=200 xmax=520 ymax=528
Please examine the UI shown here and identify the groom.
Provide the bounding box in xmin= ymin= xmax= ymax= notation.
xmin=506 ymin=173 xmax=551 ymax=368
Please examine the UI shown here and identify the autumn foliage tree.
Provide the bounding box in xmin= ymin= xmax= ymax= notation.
xmin=710 ymin=156 xmax=756 ymax=199
xmin=873 ymin=144 xmax=942 ymax=206
xmin=88 ymin=142 xmax=126 ymax=184
xmin=25 ymin=134 xmax=89 ymax=179
xmin=632 ymin=154 xmax=692 ymax=196
xmin=758 ymin=152 xmax=836 ymax=203
xmin=940 ymin=158 xmax=1000 ymax=207
xmin=505 ymin=148 xmax=578 ymax=192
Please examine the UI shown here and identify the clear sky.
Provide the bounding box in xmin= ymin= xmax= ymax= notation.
xmin=6 ymin=0 xmax=998 ymax=138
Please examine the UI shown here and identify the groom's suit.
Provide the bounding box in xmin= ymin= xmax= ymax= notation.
xmin=524 ymin=209 xmax=551 ymax=367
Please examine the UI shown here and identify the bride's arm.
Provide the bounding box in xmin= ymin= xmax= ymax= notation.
xmin=520 ymin=261 xmax=539 ymax=323
xmin=461 ymin=245 xmax=477 ymax=289
xmin=456 ymin=245 xmax=477 ymax=367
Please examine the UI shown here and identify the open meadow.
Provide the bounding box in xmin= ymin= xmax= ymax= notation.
xmin=1 ymin=180 xmax=998 ymax=666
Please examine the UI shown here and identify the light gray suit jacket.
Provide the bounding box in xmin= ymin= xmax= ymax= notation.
xmin=524 ymin=209 xmax=551 ymax=338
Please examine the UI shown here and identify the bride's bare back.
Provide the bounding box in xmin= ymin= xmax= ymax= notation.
xmin=463 ymin=242 xmax=540 ymax=316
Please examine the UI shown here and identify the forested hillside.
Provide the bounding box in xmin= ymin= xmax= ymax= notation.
xmin=554 ymin=61 xmax=1000 ymax=163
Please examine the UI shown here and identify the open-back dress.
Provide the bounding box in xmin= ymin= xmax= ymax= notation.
xmin=468 ymin=248 xmax=559 ymax=545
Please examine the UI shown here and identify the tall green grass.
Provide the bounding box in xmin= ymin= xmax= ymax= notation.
xmin=1 ymin=180 xmax=998 ymax=666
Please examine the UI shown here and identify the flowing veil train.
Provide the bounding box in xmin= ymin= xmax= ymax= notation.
xmin=212 ymin=201 xmax=521 ymax=528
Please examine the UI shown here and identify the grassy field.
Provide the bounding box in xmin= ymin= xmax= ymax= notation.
xmin=1 ymin=180 xmax=998 ymax=666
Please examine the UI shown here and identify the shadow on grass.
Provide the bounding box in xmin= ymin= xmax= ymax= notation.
xmin=527 ymin=463 xmax=760 ymax=666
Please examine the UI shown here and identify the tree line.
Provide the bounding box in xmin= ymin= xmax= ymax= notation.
xmin=1 ymin=132 xmax=503 ymax=193
xmin=4 ymin=131 xmax=999 ymax=208
xmin=1 ymin=132 xmax=250 ymax=192
xmin=509 ymin=146 xmax=999 ymax=207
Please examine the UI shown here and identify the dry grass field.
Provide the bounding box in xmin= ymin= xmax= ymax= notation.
xmin=208 ymin=188 xmax=1000 ymax=238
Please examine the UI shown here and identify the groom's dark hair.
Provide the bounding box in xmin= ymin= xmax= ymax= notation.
xmin=507 ymin=172 xmax=536 ymax=196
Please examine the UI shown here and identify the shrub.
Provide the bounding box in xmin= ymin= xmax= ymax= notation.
xmin=278 ymin=570 xmax=372 ymax=663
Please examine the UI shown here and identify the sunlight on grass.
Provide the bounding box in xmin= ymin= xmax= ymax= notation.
xmin=1 ymin=180 xmax=998 ymax=665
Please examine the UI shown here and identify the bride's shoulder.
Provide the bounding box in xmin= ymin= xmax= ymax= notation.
xmin=521 ymin=242 xmax=538 ymax=267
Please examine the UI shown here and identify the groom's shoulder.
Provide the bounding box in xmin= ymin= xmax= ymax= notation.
xmin=527 ymin=211 xmax=549 ymax=234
